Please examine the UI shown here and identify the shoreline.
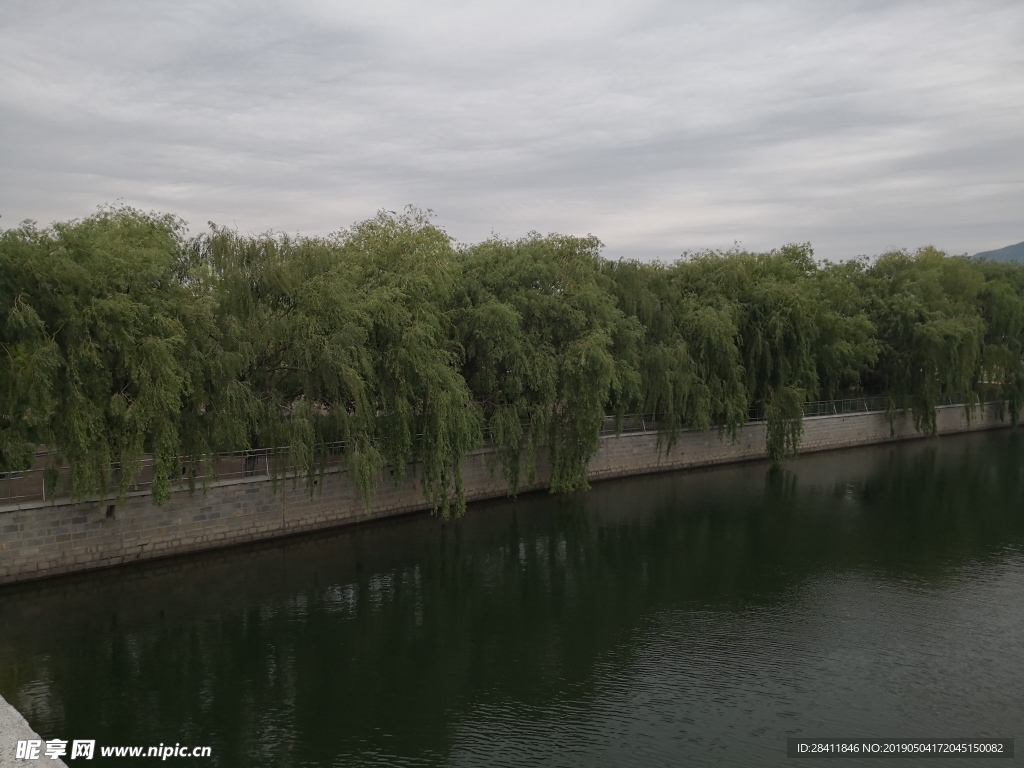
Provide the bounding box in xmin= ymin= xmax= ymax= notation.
xmin=0 ymin=403 xmax=1013 ymax=587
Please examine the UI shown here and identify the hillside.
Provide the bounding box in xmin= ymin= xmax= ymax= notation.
xmin=975 ymin=241 xmax=1024 ymax=262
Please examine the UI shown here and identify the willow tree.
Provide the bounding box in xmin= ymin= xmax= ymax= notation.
xmin=0 ymin=207 xmax=209 ymax=503
xmin=666 ymin=247 xmax=819 ymax=462
xmin=812 ymin=259 xmax=879 ymax=400
xmin=860 ymin=248 xmax=986 ymax=434
xmin=6 ymin=204 xmax=1020 ymax=513
xmin=602 ymin=258 xmax=747 ymax=452
xmin=455 ymin=234 xmax=641 ymax=494
xmin=334 ymin=209 xmax=482 ymax=515
xmin=975 ymin=260 xmax=1024 ymax=423
xmin=191 ymin=208 xmax=481 ymax=515
xmin=676 ymin=245 xmax=877 ymax=461
xmin=185 ymin=225 xmax=377 ymax=495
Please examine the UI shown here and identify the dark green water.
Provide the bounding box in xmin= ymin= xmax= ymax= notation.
xmin=2 ymin=430 xmax=1024 ymax=767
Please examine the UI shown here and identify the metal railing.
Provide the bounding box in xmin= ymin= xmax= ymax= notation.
xmin=0 ymin=444 xmax=345 ymax=509
xmin=0 ymin=396 xmax=964 ymax=508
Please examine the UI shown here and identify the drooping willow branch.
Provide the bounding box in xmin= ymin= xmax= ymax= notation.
xmin=3 ymin=206 xmax=1019 ymax=515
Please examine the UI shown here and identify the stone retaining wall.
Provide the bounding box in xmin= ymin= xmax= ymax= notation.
xmin=0 ymin=403 xmax=1011 ymax=585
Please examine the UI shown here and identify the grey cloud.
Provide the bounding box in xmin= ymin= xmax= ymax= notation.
xmin=1 ymin=0 xmax=1022 ymax=260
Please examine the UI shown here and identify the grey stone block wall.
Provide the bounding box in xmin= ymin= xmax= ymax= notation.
xmin=0 ymin=403 xmax=1010 ymax=585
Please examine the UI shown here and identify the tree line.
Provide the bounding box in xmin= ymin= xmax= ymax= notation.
xmin=2 ymin=206 xmax=1021 ymax=513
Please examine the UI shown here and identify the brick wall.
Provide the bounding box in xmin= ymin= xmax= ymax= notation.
xmin=0 ymin=403 xmax=1011 ymax=585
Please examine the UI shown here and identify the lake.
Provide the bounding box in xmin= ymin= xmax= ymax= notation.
xmin=1 ymin=430 xmax=1022 ymax=766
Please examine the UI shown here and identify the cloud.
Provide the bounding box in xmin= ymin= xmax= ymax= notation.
xmin=2 ymin=0 xmax=1022 ymax=259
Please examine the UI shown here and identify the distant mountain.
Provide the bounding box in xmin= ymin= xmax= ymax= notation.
xmin=975 ymin=241 xmax=1024 ymax=262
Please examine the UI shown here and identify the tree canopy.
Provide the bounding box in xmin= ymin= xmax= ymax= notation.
xmin=2 ymin=207 xmax=1021 ymax=512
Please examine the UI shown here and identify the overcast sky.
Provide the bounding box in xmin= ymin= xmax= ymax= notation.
xmin=2 ymin=0 xmax=1022 ymax=261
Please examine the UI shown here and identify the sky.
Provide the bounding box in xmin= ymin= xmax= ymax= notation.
xmin=1 ymin=0 xmax=1022 ymax=261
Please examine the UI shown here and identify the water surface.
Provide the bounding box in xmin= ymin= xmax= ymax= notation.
xmin=2 ymin=430 xmax=1023 ymax=766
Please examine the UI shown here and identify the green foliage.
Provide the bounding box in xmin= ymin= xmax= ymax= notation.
xmin=188 ymin=208 xmax=481 ymax=516
xmin=337 ymin=210 xmax=482 ymax=515
xmin=813 ymin=259 xmax=879 ymax=399
xmin=975 ymin=261 xmax=1024 ymax=424
xmin=3 ymin=206 xmax=1022 ymax=513
xmin=602 ymin=258 xmax=747 ymax=452
xmin=0 ymin=207 xmax=204 ymax=503
xmin=857 ymin=248 xmax=986 ymax=433
xmin=455 ymin=234 xmax=640 ymax=493
xmin=604 ymin=244 xmax=878 ymax=462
